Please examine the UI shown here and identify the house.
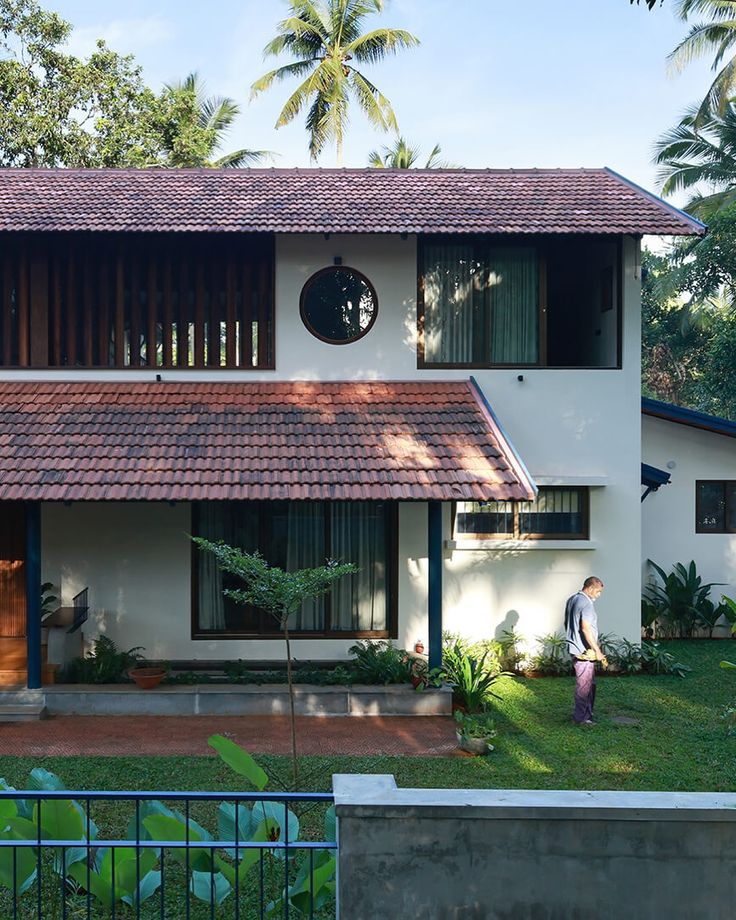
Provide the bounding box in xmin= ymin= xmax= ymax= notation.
xmin=642 ymin=397 xmax=736 ymax=611
xmin=0 ymin=167 xmax=704 ymax=688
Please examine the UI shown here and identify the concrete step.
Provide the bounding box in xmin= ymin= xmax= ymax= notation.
xmin=0 ymin=703 xmax=47 ymax=721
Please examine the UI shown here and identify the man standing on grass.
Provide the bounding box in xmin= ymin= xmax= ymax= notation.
xmin=564 ymin=576 xmax=605 ymax=726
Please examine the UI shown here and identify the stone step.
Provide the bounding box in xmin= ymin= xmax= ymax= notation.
xmin=0 ymin=703 xmax=47 ymax=721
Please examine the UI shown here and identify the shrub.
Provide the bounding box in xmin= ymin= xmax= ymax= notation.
xmin=529 ymin=633 xmax=572 ymax=676
xmin=348 ymin=640 xmax=414 ymax=685
xmin=441 ymin=637 xmax=509 ymax=711
xmin=67 ymin=635 xmax=143 ymax=683
xmin=497 ymin=628 xmax=527 ymax=672
xmin=640 ymin=640 xmax=691 ymax=678
xmin=643 ymin=560 xmax=724 ymax=638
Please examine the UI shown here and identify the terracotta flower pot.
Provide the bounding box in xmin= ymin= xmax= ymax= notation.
xmin=128 ymin=667 xmax=167 ymax=690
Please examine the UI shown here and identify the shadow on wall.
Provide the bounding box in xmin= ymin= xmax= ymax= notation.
xmin=494 ymin=609 xmax=520 ymax=640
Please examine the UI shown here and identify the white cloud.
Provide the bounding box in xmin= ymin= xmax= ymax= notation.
xmin=66 ymin=16 xmax=174 ymax=59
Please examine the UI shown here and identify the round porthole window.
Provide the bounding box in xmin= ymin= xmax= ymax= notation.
xmin=300 ymin=266 xmax=378 ymax=344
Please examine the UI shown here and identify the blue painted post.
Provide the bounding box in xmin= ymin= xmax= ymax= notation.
xmin=428 ymin=501 xmax=443 ymax=671
xmin=25 ymin=502 xmax=42 ymax=690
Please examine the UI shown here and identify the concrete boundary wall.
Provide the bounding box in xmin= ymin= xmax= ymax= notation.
xmin=334 ymin=775 xmax=736 ymax=919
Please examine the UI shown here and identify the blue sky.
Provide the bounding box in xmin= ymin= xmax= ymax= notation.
xmin=53 ymin=0 xmax=713 ymax=198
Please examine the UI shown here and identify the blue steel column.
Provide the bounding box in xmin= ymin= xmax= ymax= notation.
xmin=25 ymin=502 xmax=42 ymax=689
xmin=428 ymin=500 xmax=443 ymax=671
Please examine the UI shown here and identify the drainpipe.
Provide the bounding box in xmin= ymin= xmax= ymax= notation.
xmin=428 ymin=501 xmax=443 ymax=671
xmin=25 ymin=502 xmax=42 ymax=690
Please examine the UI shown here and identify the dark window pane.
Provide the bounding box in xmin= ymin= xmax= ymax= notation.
xmin=196 ymin=500 xmax=389 ymax=635
xmin=728 ymin=484 xmax=736 ymax=532
xmin=300 ymin=267 xmax=377 ymax=343
xmin=456 ymin=501 xmax=514 ymax=536
xmin=697 ymin=482 xmax=725 ymax=532
xmin=519 ymin=488 xmax=585 ymax=536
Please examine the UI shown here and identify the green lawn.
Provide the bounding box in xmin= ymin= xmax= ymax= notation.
xmin=0 ymin=641 xmax=734 ymax=793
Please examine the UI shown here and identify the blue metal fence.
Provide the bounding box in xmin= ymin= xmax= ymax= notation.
xmin=0 ymin=789 xmax=337 ymax=919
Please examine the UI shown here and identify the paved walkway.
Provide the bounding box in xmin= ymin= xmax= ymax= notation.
xmin=0 ymin=715 xmax=458 ymax=757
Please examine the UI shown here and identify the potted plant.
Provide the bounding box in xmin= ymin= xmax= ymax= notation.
xmin=128 ymin=665 xmax=168 ymax=689
xmin=454 ymin=710 xmax=497 ymax=755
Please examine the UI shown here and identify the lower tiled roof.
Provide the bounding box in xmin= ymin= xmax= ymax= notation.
xmin=0 ymin=380 xmax=536 ymax=502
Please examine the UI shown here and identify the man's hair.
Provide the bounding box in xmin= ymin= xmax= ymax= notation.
xmin=583 ymin=576 xmax=604 ymax=590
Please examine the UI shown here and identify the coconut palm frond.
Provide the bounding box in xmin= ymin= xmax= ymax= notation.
xmin=349 ymin=69 xmax=397 ymax=132
xmin=346 ymin=27 xmax=420 ymax=63
xmin=200 ymin=96 xmax=240 ymax=134
xmin=253 ymin=0 xmax=418 ymax=162
xmin=211 ymin=148 xmax=272 ymax=168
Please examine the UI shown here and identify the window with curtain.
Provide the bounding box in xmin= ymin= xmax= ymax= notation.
xmin=455 ymin=488 xmax=589 ymax=540
xmin=193 ymin=501 xmax=395 ymax=637
xmin=421 ymin=239 xmax=539 ymax=366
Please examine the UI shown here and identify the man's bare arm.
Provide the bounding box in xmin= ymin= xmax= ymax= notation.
xmin=581 ymin=620 xmax=604 ymax=660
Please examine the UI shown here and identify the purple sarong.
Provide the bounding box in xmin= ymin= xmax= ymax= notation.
xmin=573 ymin=659 xmax=596 ymax=723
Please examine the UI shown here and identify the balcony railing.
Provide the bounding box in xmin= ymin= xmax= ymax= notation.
xmin=0 ymin=788 xmax=336 ymax=919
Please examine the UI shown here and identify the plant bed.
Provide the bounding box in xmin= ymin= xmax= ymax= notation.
xmin=38 ymin=682 xmax=453 ymax=717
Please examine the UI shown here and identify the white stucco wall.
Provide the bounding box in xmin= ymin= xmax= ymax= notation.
xmin=642 ymin=415 xmax=736 ymax=602
xmin=35 ymin=233 xmax=642 ymax=661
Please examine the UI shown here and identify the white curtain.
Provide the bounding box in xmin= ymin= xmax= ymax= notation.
xmin=423 ymin=243 xmax=479 ymax=363
xmin=286 ymin=502 xmax=325 ymax=630
xmin=488 ymin=247 xmax=539 ymax=364
xmin=330 ymin=503 xmax=387 ymax=631
xmin=197 ymin=503 xmax=227 ymax=630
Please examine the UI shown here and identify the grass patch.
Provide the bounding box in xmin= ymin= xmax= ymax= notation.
xmin=0 ymin=642 xmax=733 ymax=793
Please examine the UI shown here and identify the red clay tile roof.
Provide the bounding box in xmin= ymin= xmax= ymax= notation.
xmin=0 ymin=167 xmax=704 ymax=236
xmin=0 ymin=380 xmax=536 ymax=502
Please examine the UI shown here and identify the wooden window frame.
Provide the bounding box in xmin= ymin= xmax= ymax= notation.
xmin=0 ymin=232 xmax=276 ymax=371
xmin=695 ymin=480 xmax=736 ymax=534
xmin=416 ymin=234 xmax=623 ymax=371
xmin=299 ymin=265 xmax=379 ymax=346
xmin=453 ymin=487 xmax=590 ymax=541
xmin=191 ymin=501 xmax=399 ymax=640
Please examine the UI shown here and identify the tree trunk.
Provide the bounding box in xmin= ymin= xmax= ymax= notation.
xmin=282 ymin=610 xmax=299 ymax=786
xmin=336 ymin=134 xmax=343 ymax=168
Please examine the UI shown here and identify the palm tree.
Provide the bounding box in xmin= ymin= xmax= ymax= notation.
xmin=251 ymin=0 xmax=419 ymax=164
xmin=163 ymin=72 xmax=269 ymax=168
xmin=367 ymin=135 xmax=455 ymax=168
xmin=668 ymin=1 xmax=736 ymax=127
xmin=654 ymin=100 xmax=736 ymax=219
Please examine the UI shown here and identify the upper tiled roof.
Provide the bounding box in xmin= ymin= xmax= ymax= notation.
xmin=0 ymin=167 xmax=705 ymax=236
xmin=0 ymin=380 xmax=536 ymax=502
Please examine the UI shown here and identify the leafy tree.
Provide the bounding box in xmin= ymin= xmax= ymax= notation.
xmin=631 ymin=0 xmax=663 ymax=7
xmin=252 ymin=0 xmax=419 ymax=164
xmin=667 ymin=0 xmax=736 ymax=127
xmin=192 ymin=541 xmax=356 ymax=783
xmin=642 ymin=208 xmax=736 ymax=417
xmin=161 ymin=72 xmax=268 ymax=168
xmin=654 ymin=100 xmax=736 ymax=219
xmin=368 ymin=135 xmax=453 ymax=168
xmin=0 ymin=0 xmax=163 ymax=167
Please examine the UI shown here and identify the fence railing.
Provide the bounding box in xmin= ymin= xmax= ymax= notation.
xmin=0 ymin=789 xmax=337 ymax=919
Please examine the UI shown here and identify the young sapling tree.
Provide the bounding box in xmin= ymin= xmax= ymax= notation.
xmin=192 ymin=540 xmax=356 ymax=783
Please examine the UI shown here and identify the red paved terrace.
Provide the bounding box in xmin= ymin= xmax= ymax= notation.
xmin=0 ymin=716 xmax=458 ymax=758
xmin=0 ymin=379 xmax=535 ymax=502
xmin=0 ymin=167 xmax=705 ymax=236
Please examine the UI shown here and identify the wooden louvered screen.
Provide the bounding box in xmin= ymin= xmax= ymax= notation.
xmin=0 ymin=503 xmax=26 ymax=638
xmin=0 ymin=234 xmax=275 ymax=369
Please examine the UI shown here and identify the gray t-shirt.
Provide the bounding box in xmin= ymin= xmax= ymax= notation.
xmin=564 ymin=591 xmax=598 ymax=658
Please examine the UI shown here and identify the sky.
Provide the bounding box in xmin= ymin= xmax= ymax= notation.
xmin=49 ymin=0 xmax=716 ymax=201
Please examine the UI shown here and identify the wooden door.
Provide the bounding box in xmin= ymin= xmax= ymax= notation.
xmin=0 ymin=503 xmax=26 ymax=638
